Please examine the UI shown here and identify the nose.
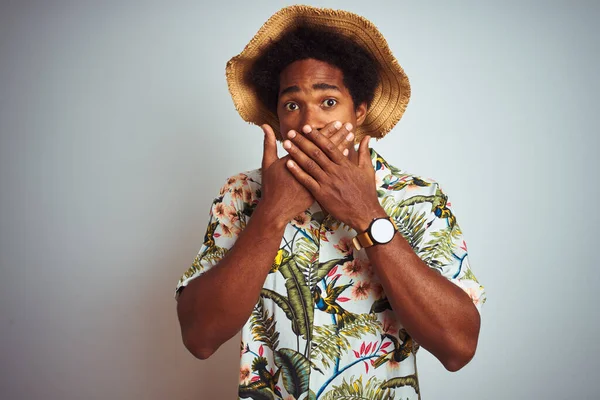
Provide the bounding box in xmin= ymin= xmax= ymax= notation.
xmin=300 ymin=106 xmax=327 ymax=132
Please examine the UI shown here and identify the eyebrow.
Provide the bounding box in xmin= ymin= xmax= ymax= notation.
xmin=279 ymin=83 xmax=341 ymax=97
xmin=312 ymin=83 xmax=340 ymax=91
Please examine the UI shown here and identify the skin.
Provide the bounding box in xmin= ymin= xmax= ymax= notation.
xmin=176 ymin=77 xmax=356 ymax=359
xmin=177 ymin=58 xmax=481 ymax=371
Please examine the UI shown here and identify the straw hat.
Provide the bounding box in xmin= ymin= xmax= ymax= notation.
xmin=225 ymin=5 xmax=411 ymax=141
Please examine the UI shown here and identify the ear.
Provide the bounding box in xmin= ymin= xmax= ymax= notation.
xmin=354 ymin=102 xmax=368 ymax=126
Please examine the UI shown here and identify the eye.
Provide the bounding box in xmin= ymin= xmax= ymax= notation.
xmin=322 ymin=98 xmax=337 ymax=108
xmin=284 ymin=102 xmax=299 ymax=111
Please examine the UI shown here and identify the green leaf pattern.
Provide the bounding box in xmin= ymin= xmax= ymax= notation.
xmin=175 ymin=150 xmax=486 ymax=399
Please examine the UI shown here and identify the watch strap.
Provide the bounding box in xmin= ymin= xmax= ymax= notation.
xmin=352 ymin=231 xmax=373 ymax=251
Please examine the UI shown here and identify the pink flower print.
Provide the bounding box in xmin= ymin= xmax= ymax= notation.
xmin=225 ymin=205 xmax=239 ymax=223
xmin=351 ymin=281 xmax=371 ymax=300
xmin=375 ymin=172 xmax=385 ymax=188
xmin=342 ymin=259 xmax=363 ymax=278
xmin=334 ymin=236 xmax=353 ymax=255
xmin=382 ymin=314 xmax=398 ymax=335
xmin=291 ymin=212 xmax=311 ymax=229
xmin=221 ymin=223 xmax=240 ymax=238
xmin=239 ymin=364 xmax=251 ymax=385
xmin=213 ymin=202 xmax=227 ymax=219
xmin=243 ymin=188 xmax=253 ymax=204
xmin=231 ymin=186 xmax=244 ymax=201
xmin=463 ymin=287 xmax=481 ymax=306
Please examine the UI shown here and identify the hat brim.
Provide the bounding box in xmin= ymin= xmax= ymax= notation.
xmin=226 ymin=5 xmax=411 ymax=142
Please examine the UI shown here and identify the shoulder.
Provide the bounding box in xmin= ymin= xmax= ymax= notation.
xmin=218 ymin=168 xmax=263 ymax=196
xmin=213 ymin=168 xmax=264 ymax=219
xmin=373 ymin=150 xmax=443 ymax=205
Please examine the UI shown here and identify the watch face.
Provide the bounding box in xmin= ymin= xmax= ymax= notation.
xmin=371 ymin=218 xmax=395 ymax=244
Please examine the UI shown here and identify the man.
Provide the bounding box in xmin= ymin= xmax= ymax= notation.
xmin=175 ymin=5 xmax=485 ymax=399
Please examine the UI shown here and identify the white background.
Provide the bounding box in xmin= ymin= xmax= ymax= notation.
xmin=1 ymin=0 xmax=598 ymax=399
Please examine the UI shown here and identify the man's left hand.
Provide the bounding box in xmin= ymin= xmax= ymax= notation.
xmin=283 ymin=124 xmax=387 ymax=232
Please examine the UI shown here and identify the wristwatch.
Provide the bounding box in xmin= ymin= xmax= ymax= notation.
xmin=352 ymin=217 xmax=398 ymax=250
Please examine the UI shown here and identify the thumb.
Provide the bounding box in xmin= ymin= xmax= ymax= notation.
xmin=358 ymin=135 xmax=371 ymax=167
xmin=261 ymin=124 xmax=278 ymax=170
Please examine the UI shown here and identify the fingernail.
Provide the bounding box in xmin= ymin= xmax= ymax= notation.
xmin=288 ymin=130 xmax=296 ymax=139
xmin=283 ymin=140 xmax=292 ymax=149
xmin=334 ymin=121 xmax=342 ymax=130
xmin=287 ymin=160 xmax=295 ymax=168
xmin=346 ymin=132 xmax=354 ymax=141
xmin=345 ymin=123 xmax=353 ymax=131
xmin=343 ymin=149 xmax=349 ymax=156
xmin=302 ymin=125 xmax=312 ymax=134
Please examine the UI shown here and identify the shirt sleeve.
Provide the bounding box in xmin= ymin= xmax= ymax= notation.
xmin=415 ymin=183 xmax=487 ymax=314
xmin=174 ymin=173 xmax=255 ymax=299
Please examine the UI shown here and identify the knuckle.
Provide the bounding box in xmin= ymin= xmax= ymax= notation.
xmin=297 ymin=135 xmax=308 ymax=146
xmin=305 ymin=159 xmax=317 ymax=173
xmin=311 ymin=148 xmax=322 ymax=159
xmin=325 ymin=142 xmax=336 ymax=153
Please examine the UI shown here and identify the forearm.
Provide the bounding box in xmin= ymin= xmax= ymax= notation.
xmin=366 ymin=225 xmax=481 ymax=371
xmin=176 ymin=202 xmax=286 ymax=359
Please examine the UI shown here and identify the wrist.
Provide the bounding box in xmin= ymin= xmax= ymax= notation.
xmin=351 ymin=205 xmax=388 ymax=232
xmin=253 ymin=200 xmax=289 ymax=231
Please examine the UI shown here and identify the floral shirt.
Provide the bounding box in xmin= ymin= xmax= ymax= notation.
xmin=175 ymin=149 xmax=485 ymax=400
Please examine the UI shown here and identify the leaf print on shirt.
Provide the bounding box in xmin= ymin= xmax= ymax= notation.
xmin=239 ymin=356 xmax=282 ymax=400
xmin=310 ymin=313 xmax=382 ymax=370
xmin=381 ymin=199 xmax=428 ymax=251
xmin=308 ymin=257 xmax=352 ymax=290
xmin=176 ymin=150 xmax=486 ymax=400
xmin=250 ymin=297 xmax=280 ymax=352
xmin=279 ymin=258 xmax=314 ymax=345
xmin=274 ymin=348 xmax=312 ymax=398
xmin=260 ymin=252 xmax=317 ymax=355
xmin=418 ymin=223 xmax=463 ymax=270
xmin=321 ymin=376 xmax=394 ymax=400
xmin=380 ymin=374 xmax=420 ymax=396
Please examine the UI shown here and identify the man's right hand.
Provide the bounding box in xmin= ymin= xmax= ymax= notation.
xmin=259 ymin=121 xmax=354 ymax=224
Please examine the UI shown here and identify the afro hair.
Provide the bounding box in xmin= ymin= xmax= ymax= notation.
xmin=247 ymin=25 xmax=380 ymax=115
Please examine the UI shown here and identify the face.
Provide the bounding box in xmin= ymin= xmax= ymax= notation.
xmin=277 ymin=58 xmax=367 ymax=140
